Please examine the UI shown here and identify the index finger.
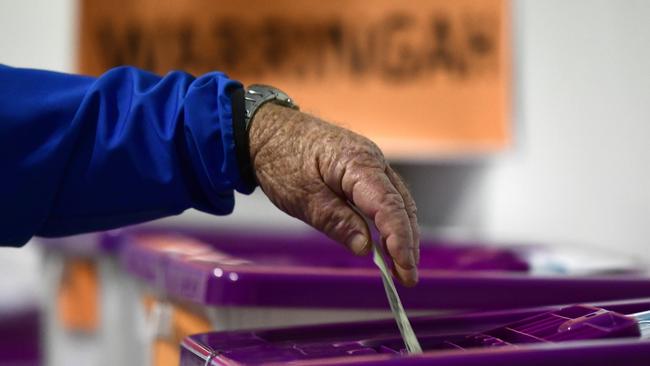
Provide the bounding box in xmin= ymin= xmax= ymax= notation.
xmin=341 ymin=167 xmax=418 ymax=286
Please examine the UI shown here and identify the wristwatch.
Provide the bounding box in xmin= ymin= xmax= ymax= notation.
xmin=230 ymin=84 xmax=299 ymax=191
xmin=243 ymin=84 xmax=299 ymax=130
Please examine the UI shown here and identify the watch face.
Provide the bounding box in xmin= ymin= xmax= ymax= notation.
xmin=245 ymin=85 xmax=298 ymax=122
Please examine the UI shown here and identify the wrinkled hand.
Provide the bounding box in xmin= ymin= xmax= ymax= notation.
xmin=249 ymin=104 xmax=420 ymax=286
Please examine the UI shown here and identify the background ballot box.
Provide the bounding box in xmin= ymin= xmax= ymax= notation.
xmin=0 ymin=304 xmax=41 ymax=366
xmin=180 ymin=298 xmax=650 ymax=366
xmin=111 ymin=227 xmax=650 ymax=366
xmin=37 ymin=234 xmax=148 ymax=366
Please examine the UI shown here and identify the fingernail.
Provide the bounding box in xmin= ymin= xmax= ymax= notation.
xmin=347 ymin=233 xmax=369 ymax=255
xmin=406 ymin=250 xmax=416 ymax=268
xmin=394 ymin=260 xmax=418 ymax=287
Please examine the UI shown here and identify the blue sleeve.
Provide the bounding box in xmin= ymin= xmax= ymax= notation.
xmin=0 ymin=65 xmax=255 ymax=246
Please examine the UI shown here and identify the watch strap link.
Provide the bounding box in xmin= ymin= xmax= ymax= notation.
xmin=244 ymin=84 xmax=299 ymax=130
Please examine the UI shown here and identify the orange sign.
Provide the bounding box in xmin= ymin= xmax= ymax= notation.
xmin=79 ymin=0 xmax=511 ymax=158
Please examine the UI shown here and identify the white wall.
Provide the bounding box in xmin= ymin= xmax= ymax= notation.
xmin=0 ymin=0 xmax=80 ymax=307
xmin=0 ymin=0 xmax=77 ymax=71
xmin=482 ymin=0 xmax=650 ymax=261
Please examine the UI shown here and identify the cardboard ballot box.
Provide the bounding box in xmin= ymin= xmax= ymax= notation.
xmin=38 ymin=234 xmax=147 ymax=366
xmin=180 ymin=298 xmax=650 ymax=366
xmin=112 ymin=227 xmax=650 ymax=366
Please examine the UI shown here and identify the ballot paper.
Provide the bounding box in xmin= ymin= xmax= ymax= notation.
xmin=372 ymin=242 xmax=423 ymax=354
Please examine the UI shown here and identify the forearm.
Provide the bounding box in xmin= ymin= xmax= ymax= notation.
xmin=0 ymin=65 xmax=245 ymax=245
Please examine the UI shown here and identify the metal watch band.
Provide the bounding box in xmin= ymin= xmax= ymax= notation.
xmin=244 ymin=84 xmax=299 ymax=129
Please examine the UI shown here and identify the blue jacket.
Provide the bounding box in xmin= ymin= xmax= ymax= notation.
xmin=0 ymin=65 xmax=254 ymax=246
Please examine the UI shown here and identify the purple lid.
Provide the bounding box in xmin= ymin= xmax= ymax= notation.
xmin=446 ymin=304 xmax=639 ymax=349
xmin=118 ymin=230 xmax=215 ymax=289
xmin=116 ymin=227 xmax=650 ymax=310
xmin=180 ymin=299 xmax=650 ymax=366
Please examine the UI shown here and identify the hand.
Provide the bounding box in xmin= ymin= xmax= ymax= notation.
xmin=249 ymin=104 xmax=420 ymax=286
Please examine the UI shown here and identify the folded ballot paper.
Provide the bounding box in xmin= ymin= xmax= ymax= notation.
xmin=372 ymin=242 xmax=422 ymax=354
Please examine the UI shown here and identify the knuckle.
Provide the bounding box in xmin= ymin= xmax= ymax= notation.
xmin=381 ymin=192 xmax=406 ymax=213
xmin=308 ymin=199 xmax=355 ymax=238
xmin=362 ymin=142 xmax=386 ymax=164
xmin=329 ymin=216 xmax=356 ymax=237
xmin=362 ymin=137 xmax=383 ymax=156
xmin=405 ymin=200 xmax=418 ymax=217
xmin=343 ymin=137 xmax=386 ymax=168
xmin=323 ymin=212 xmax=357 ymax=239
xmin=306 ymin=196 xmax=334 ymax=227
xmin=351 ymin=151 xmax=383 ymax=171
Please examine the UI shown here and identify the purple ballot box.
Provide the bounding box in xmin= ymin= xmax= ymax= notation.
xmin=112 ymin=227 xmax=650 ymax=366
xmin=0 ymin=305 xmax=41 ymax=366
xmin=115 ymin=227 xmax=537 ymax=366
xmin=180 ymin=298 xmax=650 ymax=366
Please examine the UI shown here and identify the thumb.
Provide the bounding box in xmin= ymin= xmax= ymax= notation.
xmin=306 ymin=189 xmax=371 ymax=255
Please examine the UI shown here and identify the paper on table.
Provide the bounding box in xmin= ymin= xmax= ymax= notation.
xmin=372 ymin=242 xmax=423 ymax=354
xmin=632 ymin=310 xmax=650 ymax=339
